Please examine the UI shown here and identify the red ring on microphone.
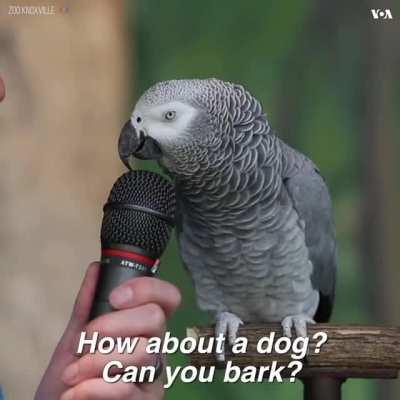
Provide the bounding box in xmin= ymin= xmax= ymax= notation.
xmin=102 ymin=248 xmax=156 ymax=267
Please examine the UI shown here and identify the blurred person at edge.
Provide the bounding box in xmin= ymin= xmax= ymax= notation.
xmin=0 ymin=76 xmax=5 ymax=400
xmin=0 ymin=76 xmax=182 ymax=400
xmin=0 ymin=76 xmax=5 ymax=101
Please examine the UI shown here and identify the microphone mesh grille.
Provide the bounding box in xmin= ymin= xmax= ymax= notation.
xmin=101 ymin=170 xmax=176 ymax=257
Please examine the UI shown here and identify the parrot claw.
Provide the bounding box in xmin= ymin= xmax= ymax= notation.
xmin=214 ymin=311 xmax=243 ymax=362
xmin=281 ymin=314 xmax=315 ymax=338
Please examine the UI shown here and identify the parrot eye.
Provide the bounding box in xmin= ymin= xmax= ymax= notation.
xmin=164 ymin=111 xmax=176 ymax=121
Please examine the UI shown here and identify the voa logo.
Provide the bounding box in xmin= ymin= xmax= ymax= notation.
xmin=371 ymin=9 xmax=393 ymax=20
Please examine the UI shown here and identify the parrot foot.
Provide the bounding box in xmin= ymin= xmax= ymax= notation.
xmin=281 ymin=314 xmax=315 ymax=338
xmin=214 ymin=311 xmax=243 ymax=362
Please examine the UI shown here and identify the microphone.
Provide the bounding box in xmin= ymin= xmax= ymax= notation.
xmin=89 ymin=170 xmax=176 ymax=320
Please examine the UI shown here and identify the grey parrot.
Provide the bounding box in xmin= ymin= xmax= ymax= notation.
xmin=118 ymin=79 xmax=337 ymax=360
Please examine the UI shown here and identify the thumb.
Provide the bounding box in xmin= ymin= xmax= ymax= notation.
xmin=65 ymin=262 xmax=100 ymax=337
xmin=35 ymin=263 xmax=99 ymax=399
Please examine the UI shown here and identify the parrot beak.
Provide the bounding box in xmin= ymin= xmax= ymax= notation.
xmin=118 ymin=120 xmax=162 ymax=169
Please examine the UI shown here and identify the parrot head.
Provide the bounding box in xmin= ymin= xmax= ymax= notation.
xmin=119 ymin=78 xmax=267 ymax=177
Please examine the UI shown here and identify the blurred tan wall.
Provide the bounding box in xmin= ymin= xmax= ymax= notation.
xmin=0 ymin=1 xmax=130 ymax=398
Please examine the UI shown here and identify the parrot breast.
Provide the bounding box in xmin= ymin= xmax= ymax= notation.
xmin=175 ymin=137 xmax=319 ymax=322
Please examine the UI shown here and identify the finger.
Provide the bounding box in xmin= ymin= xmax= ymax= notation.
xmin=53 ymin=263 xmax=100 ymax=356
xmin=66 ymin=262 xmax=100 ymax=334
xmin=86 ymin=302 xmax=166 ymax=338
xmin=62 ymin=337 xmax=156 ymax=386
xmin=77 ymin=303 xmax=166 ymax=355
xmin=109 ymin=276 xmax=181 ymax=318
xmin=60 ymin=378 xmax=140 ymax=400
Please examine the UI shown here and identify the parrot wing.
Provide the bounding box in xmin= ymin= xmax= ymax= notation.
xmin=282 ymin=152 xmax=337 ymax=322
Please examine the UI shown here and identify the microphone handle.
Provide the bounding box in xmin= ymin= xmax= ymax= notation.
xmin=89 ymin=246 xmax=158 ymax=320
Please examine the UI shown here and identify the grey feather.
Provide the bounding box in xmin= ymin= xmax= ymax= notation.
xmin=133 ymin=78 xmax=337 ymax=329
xmin=280 ymin=141 xmax=337 ymax=321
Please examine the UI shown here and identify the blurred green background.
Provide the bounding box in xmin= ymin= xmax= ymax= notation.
xmin=130 ymin=1 xmax=399 ymax=399
xmin=0 ymin=0 xmax=397 ymax=398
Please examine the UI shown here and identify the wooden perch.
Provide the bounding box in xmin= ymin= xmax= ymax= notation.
xmin=186 ymin=324 xmax=400 ymax=379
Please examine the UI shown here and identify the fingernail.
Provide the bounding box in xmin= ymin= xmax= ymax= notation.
xmin=109 ymin=287 xmax=133 ymax=308
xmin=62 ymin=363 xmax=78 ymax=385
xmin=61 ymin=389 xmax=75 ymax=400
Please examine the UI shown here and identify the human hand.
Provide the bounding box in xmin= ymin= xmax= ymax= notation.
xmin=34 ymin=262 xmax=181 ymax=400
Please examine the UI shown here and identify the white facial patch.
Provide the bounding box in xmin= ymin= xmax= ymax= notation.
xmin=131 ymin=101 xmax=198 ymax=145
